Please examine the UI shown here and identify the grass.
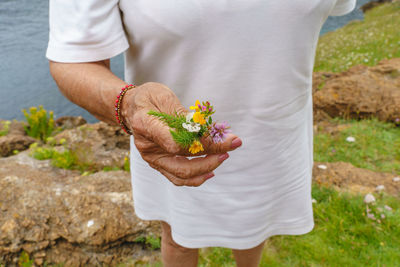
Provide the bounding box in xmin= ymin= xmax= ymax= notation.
xmin=314 ymin=117 xmax=400 ymax=175
xmin=314 ymin=2 xmax=400 ymax=72
xmin=259 ymin=184 xmax=400 ymax=267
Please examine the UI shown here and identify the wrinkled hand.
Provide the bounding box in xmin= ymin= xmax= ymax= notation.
xmin=121 ymin=82 xmax=242 ymax=187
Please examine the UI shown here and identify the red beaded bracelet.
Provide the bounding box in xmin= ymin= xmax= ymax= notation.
xmin=115 ymin=84 xmax=136 ymax=135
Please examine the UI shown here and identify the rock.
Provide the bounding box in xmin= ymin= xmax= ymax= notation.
xmin=54 ymin=122 xmax=130 ymax=170
xmin=0 ymin=151 xmax=161 ymax=266
xmin=317 ymin=164 xmax=327 ymax=170
xmin=55 ymin=116 xmax=87 ymax=130
xmin=313 ymin=58 xmax=400 ymax=124
xmin=375 ymin=185 xmax=385 ymax=192
xmin=0 ymin=120 xmax=26 ymax=136
xmin=0 ymin=134 xmax=36 ymax=157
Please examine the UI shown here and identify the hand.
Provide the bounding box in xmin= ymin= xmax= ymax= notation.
xmin=121 ymin=82 xmax=242 ymax=187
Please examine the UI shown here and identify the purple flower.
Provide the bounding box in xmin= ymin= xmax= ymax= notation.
xmin=210 ymin=122 xmax=231 ymax=143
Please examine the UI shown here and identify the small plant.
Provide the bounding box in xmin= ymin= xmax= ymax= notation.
xmin=145 ymin=235 xmax=161 ymax=250
xmin=18 ymin=251 xmax=33 ymax=267
xmin=29 ymin=138 xmax=86 ymax=171
xmin=135 ymin=235 xmax=161 ymax=250
xmin=22 ymin=105 xmax=55 ymax=141
xmin=102 ymin=166 xmax=121 ymax=172
xmin=123 ymin=155 xmax=130 ymax=172
xmin=0 ymin=120 xmax=11 ymax=136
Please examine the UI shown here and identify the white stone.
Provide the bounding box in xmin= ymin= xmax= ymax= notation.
xmin=393 ymin=177 xmax=400 ymax=182
xmin=364 ymin=193 xmax=376 ymax=204
xmin=346 ymin=136 xmax=356 ymax=142
xmin=317 ymin=164 xmax=327 ymax=170
xmin=55 ymin=188 xmax=62 ymax=196
xmin=87 ymin=220 xmax=94 ymax=227
xmin=375 ymin=185 xmax=385 ymax=191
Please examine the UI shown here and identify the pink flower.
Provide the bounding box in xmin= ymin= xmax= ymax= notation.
xmin=210 ymin=122 xmax=231 ymax=143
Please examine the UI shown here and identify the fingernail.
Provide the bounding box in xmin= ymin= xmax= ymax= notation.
xmin=204 ymin=172 xmax=215 ymax=180
xmin=231 ymin=138 xmax=242 ymax=148
xmin=218 ymin=153 xmax=229 ymax=162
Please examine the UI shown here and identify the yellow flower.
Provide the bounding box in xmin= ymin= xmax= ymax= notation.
xmin=193 ymin=112 xmax=206 ymax=125
xmin=189 ymin=140 xmax=204 ymax=154
xmin=190 ymin=100 xmax=201 ymax=112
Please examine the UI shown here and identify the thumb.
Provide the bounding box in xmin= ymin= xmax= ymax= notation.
xmin=201 ymin=134 xmax=242 ymax=154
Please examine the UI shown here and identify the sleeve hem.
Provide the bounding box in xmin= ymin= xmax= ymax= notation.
xmin=329 ymin=0 xmax=356 ymax=16
xmin=46 ymin=31 xmax=129 ymax=63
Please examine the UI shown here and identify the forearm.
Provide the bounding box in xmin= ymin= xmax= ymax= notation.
xmin=49 ymin=60 xmax=127 ymax=124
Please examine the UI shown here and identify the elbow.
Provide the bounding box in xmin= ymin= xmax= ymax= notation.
xmin=48 ymin=60 xmax=60 ymax=80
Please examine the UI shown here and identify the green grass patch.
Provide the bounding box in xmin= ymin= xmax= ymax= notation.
xmin=315 ymin=2 xmax=400 ymax=72
xmin=314 ymin=117 xmax=400 ymax=174
xmin=260 ymin=184 xmax=400 ymax=266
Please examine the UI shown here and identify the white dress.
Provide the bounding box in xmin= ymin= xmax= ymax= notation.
xmin=47 ymin=0 xmax=356 ymax=249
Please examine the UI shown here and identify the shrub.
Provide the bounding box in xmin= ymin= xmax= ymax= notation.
xmin=22 ymin=105 xmax=55 ymax=141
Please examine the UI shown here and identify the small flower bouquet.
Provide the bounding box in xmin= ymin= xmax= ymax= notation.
xmin=148 ymin=100 xmax=231 ymax=154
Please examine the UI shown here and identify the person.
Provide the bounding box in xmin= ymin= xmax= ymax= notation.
xmin=46 ymin=0 xmax=357 ymax=266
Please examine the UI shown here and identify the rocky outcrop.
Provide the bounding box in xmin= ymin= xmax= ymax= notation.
xmin=313 ymin=58 xmax=400 ymax=124
xmin=0 ymin=120 xmax=35 ymax=157
xmin=313 ymin=161 xmax=400 ymax=197
xmin=0 ymin=152 xmax=160 ymax=266
xmin=360 ymin=0 xmax=394 ymax=13
xmin=0 ymin=135 xmax=36 ymax=157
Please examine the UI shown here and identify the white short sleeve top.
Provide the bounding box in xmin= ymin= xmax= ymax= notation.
xmin=47 ymin=0 xmax=356 ymax=249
